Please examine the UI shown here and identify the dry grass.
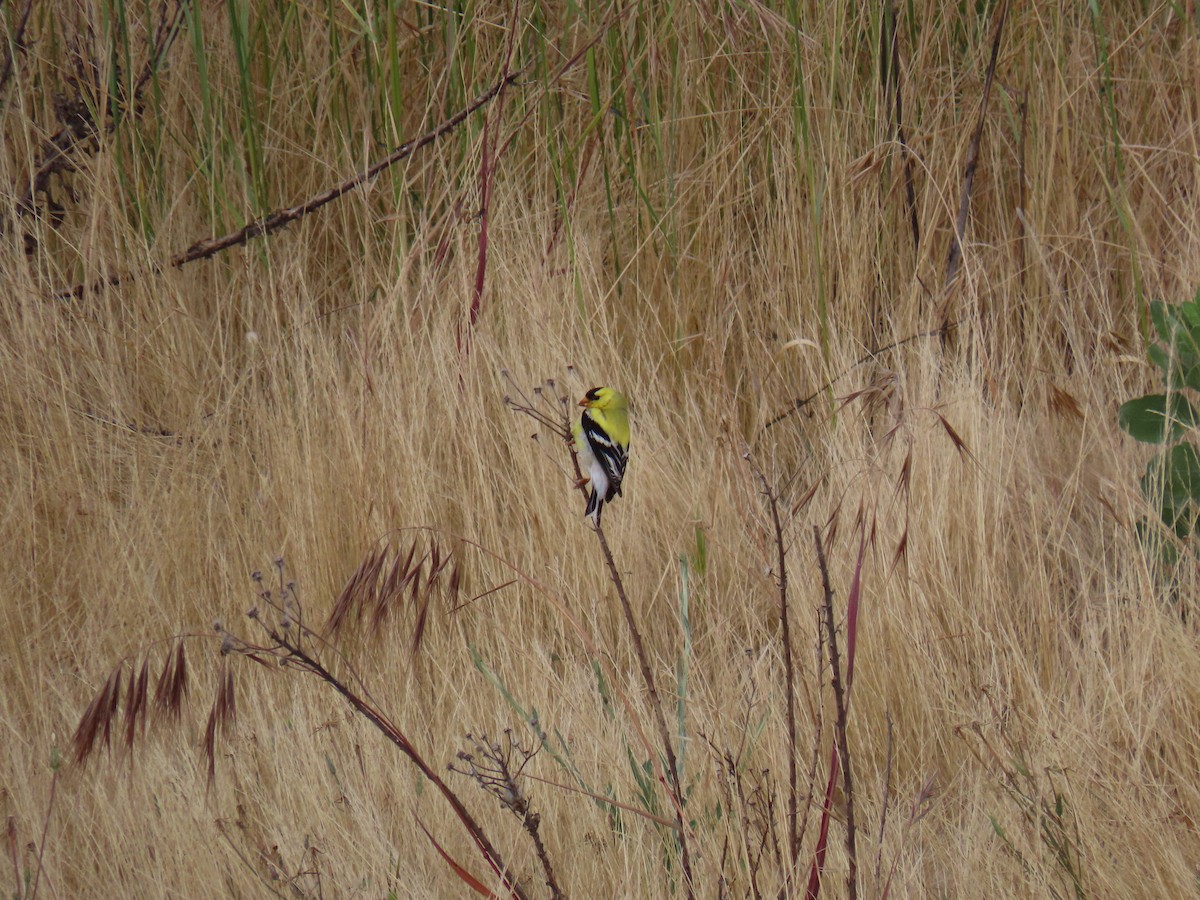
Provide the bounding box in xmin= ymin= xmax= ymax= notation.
xmin=3 ymin=1 xmax=1200 ymax=897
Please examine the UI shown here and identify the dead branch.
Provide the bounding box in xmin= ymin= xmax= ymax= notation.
xmin=53 ymin=68 xmax=528 ymax=301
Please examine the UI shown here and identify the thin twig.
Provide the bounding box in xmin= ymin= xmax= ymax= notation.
xmin=277 ymin=640 xmax=531 ymax=900
xmin=874 ymin=710 xmax=894 ymax=884
xmin=943 ymin=0 xmax=1010 ymax=301
xmin=0 ymin=0 xmax=35 ymax=100
xmin=760 ymin=321 xmax=957 ymax=435
xmin=15 ymin=1 xmax=191 ymax=222
xmin=5 ymin=816 xmax=20 ymax=900
xmin=28 ymin=764 xmax=59 ymax=900
xmin=450 ymin=730 xmax=563 ymax=899
xmin=1016 ymin=84 xmax=1028 ymax=303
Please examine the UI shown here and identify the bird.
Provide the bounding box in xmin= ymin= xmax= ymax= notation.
xmin=572 ymin=386 xmax=630 ymax=524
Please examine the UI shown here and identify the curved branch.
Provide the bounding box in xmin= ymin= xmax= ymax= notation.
xmin=54 ymin=68 xmax=528 ymax=301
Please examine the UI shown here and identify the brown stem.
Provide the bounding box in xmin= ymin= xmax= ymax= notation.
xmin=0 ymin=0 xmax=35 ymax=100
xmin=754 ymin=468 xmax=799 ymax=873
xmin=282 ymin=640 xmax=529 ymax=900
xmin=814 ymin=527 xmax=857 ymax=900
xmin=592 ymin=521 xmax=695 ymax=897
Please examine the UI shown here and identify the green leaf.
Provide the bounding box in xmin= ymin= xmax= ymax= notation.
xmin=1135 ymin=517 xmax=1180 ymax=570
xmin=1145 ymin=299 xmax=1200 ymax=389
xmin=1118 ymin=394 xmax=1199 ymax=444
xmin=1142 ymin=443 xmax=1200 ymax=536
xmin=1181 ymin=360 xmax=1200 ymax=394
xmin=1170 ymin=328 xmax=1200 ymax=377
xmin=1162 ymin=442 xmax=1200 ymax=505
xmin=1150 ymin=300 xmax=1171 ymax=343
xmin=1180 ymin=297 xmax=1200 ymax=330
xmin=1147 ymin=344 xmax=1171 ymax=378
xmin=692 ymin=526 xmax=707 ymax=576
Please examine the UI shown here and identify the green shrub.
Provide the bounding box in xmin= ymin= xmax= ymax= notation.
xmin=1117 ymin=290 xmax=1200 ymax=569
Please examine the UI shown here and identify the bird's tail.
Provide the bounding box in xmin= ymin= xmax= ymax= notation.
xmin=584 ymin=488 xmax=603 ymax=524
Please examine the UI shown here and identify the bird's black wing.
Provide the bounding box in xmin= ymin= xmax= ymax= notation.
xmin=581 ymin=411 xmax=629 ymax=500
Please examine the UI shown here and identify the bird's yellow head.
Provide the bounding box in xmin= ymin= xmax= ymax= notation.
xmin=579 ymin=386 xmax=628 ymax=411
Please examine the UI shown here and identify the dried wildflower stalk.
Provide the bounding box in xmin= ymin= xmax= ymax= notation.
xmin=72 ymin=550 xmax=527 ymax=900
xmin=451 ymin=729 xmax=562 ymax=899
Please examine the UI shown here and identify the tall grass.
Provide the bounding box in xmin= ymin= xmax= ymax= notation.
xmin=3 ymin=0 xmax=1200 ymax=896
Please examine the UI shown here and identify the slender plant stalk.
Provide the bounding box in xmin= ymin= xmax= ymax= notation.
xmin=814 ymin=527 xmax=857 ymax=900
xmin=881 ymin=0 xmax=918 ymax=251
xmin=874 ymin=710 xmax=894 ymax=884
xmin=510 ymin=377 xmax=698 ymax=894
xmin=28 ymin=763 xmax=60 ymax=900
xmin=753 ymin=468 xmax=799 ymax=872
xmin=592 ymin=521 xmax=695 ymax=898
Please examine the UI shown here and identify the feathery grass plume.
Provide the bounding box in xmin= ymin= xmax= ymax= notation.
xmin=73 ymin=639 xmax=192 ymax=769
xmin=200 ymin=659 xmax=236 ymax=788
xmin=151 ymin=642 xmax=189 ymax=721
xmin=71 ymin=667 xmax=123 ymax=766
xmin=323 ymin=538 xmax=459 ymax=655
xmin=121 ymin=659 xmax=149 ymax=755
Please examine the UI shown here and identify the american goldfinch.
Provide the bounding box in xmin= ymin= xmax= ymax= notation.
xmin=572 ymin=386 xmax=630 ymax=524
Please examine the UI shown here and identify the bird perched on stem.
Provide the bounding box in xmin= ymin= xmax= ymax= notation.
xmin=572 ymin=387 xmax=630 ymax=524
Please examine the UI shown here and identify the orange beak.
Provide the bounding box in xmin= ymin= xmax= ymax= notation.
xmin=578 ymin=398 xmax=590 ymax=407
